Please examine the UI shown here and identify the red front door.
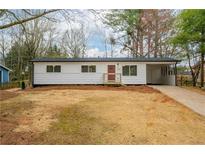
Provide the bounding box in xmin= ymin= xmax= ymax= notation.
xmin=108 ymin=65 xmax=115 ymax=81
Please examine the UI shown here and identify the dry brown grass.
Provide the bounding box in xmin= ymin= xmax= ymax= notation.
xmin=1 ymin=86 xmax=205 ymax=144
xmin=0 ymin=90 xmax=19 ymax=101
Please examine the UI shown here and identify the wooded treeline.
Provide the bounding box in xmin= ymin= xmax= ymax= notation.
xmin=0 ymin=9 xmax=204 ymax=87
xmin=0 ymin=10 xmax=87 ymax=83
xmin=104 ymin=10 xmax=176 ymax=58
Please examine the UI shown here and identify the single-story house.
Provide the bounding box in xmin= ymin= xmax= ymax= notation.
xmin=31 ymin=57 xmax=180 ymax=86
xmin=0 ymin=64 xmax=11 ymax=84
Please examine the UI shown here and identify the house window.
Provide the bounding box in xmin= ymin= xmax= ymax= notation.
xmin=54 ymin=65 xmax=61 ymax=72
xmin=81 ymin=65 xmax=96 ymax=73
xmin=122 ymin=65 xmax=137 ymax=76
xmin=81 ymin=65 xmax=88 ymax=72
xmin=47 ymin=65 xmax=61 ymax=73
xmin=47 ymin=65 xmax=53 ymax=72
xmin=89 ymin=65 xmax=96 ymax=72
xmin=122 ymin=66 xmax=129 ymax=76
xmin=130 ymin=65 xmax=137 ymax=76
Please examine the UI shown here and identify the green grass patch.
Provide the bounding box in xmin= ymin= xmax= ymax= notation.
xmin=35 ymin=104 xmax=117 ymax=144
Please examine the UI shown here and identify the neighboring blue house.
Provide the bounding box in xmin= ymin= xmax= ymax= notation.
xmin=0 ymin=64 xmax=11 ymax=84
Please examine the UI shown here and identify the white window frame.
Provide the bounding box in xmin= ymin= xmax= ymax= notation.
xmin=122 ymin=65 xmax=137 ymax=76
xmin=46 ymin=65 xmax=61 ymax=73
xmin=81 ymin=65 xmax=96 ymax=73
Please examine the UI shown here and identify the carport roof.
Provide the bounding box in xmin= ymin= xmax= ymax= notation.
xmin=31 ymin=57 xmax=180 ymax=63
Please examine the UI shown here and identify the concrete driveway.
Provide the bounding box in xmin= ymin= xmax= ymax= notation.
xmin=150 ymin=85 xmax=205 ymax=116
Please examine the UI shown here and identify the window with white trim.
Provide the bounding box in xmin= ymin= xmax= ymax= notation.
xmin=122 ymin=65 xmax=137 ymax=76
xmin=47 ymin=65 xmax=53 ymax=72
xmin=46 ymin=65 xmax=61 ymax=73
xmin=54 ymin=65 xmax=61 ymax=72
xmin=81 ymin=65 xmax=96 ymax=73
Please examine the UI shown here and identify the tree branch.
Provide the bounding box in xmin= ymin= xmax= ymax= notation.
xmin=0 ymin=9 xmax=59 ymax=30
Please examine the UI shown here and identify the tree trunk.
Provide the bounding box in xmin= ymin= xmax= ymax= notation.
xmin=135 ymin=30 xmax=139 ymax=57
xmin=147 ymin=32 xmax=151 ymax=58
xmin=138 ymin=10 xmax=143 ymax=57
xmin=201 ymin=28 xmax=205 ymax=88
xmin=201 ymin=52 xmax=204 ymax=87
xmin=192 ymin=76 xmax=197 ymax=87
xmin=187 ymin=52 xmax=197 ymax=87
xmin=139 ymin=32 xmax=143 ymax=57
xmin=154 ymin=11 xmax=159 ymax=58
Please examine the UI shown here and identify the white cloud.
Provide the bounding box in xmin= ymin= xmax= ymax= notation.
xmin=85 ymin=48 xmax=105 ymax=57
xmin=57 ymin=10 xmax=116 ymax=38
xmin=85 ymin=48 xmax=128 ymax=58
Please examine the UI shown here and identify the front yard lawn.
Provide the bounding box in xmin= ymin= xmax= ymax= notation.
xmin=1 ymin=86 xmax=205 ymax=144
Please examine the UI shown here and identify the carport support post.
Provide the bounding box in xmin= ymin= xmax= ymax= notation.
xmin=175 ymin=63 xmax=177 ymax=86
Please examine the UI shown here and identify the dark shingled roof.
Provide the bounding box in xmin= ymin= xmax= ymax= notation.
xmin=30 ymin=57 xmax=180 ymax=63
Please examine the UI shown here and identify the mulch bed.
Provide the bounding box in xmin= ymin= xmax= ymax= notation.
xmin=25 ymin=85 xmax=160 ymax=94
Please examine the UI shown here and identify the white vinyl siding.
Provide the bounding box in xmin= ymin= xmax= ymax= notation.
xmin=33 ymin=62 xmax=147 ymax=85
xmin=120 ymin=63 xmax=146 ymax=84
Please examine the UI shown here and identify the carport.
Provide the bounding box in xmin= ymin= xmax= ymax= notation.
xmin=146 ymin=63 xmax=177 ymax=85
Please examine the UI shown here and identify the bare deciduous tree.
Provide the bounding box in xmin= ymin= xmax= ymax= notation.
xmin=0 ymin=31 xmax=10 ymax=64
xmin=61 ymin=24 xmax=87 ymax=58
xmin=0 ymin=9 xmax=59 ymax=29
xmin=109 ymin=35 xmax=116 ymax=57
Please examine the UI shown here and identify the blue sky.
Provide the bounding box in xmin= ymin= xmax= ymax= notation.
xmin=86 ymin=32 xmax=128 ymax=57
xmin=87 ymin=33 xmax=108 ymax=51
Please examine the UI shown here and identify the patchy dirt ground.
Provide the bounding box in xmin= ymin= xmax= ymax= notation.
xmin=26 ymin=85 xmax=159 ymax=93
xmin=1 ymin=86 xmax=205 ymax=144
xmin=0 ymin=90 xmax=19 ymax=101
